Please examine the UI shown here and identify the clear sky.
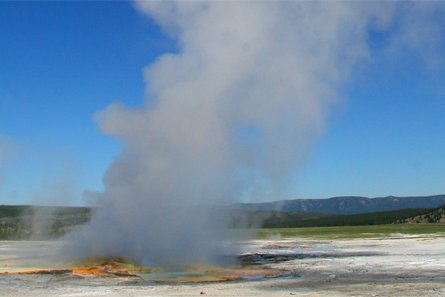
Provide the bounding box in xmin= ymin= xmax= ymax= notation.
xmin=0 ymin=1 xmax=444 ymax=205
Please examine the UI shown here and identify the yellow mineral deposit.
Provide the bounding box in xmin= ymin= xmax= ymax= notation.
xmin=0 ymin=256 xmax=285 ymax=283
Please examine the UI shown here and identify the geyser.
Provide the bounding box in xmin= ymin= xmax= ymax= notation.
xmin=64 ymin=1 xmax=437 ymax=265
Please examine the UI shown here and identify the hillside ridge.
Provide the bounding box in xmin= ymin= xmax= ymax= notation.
xmin=236 ymin=194 xmax=445 ymax=214
xmin=401 ymin=204 xmax=445 ymax=223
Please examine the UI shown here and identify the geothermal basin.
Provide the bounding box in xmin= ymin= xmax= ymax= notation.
xmin=1 ymin=234 xmax=445 ymax=296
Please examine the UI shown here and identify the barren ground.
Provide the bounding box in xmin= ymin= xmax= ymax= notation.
xmin=1 ymin=233 xmax=445 ymax=296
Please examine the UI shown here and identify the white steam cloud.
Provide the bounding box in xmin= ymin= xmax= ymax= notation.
xmin=66 ymin=1 xmax=444 ymax=265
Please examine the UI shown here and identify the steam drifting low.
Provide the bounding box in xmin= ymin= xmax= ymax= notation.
xmin=65 ymin=2 xmax=444 ymax=265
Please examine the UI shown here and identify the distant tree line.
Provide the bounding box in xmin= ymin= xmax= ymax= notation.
xmin=0 ymin=205 xmax=92 ymax=240
xmin=1 ymin=204 xmax=444 ymax=239
xmin=231 ymin=207 xmax=440 ymax=228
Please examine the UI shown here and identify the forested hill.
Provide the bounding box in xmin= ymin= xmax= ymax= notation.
xmin=401 ymin=205 xmax=445 ymax=223
xmin=236 ymin=194 xmax=445 ymax=214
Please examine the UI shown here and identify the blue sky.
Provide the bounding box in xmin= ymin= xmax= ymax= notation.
xmin=0 ymin=2 xmax=174 ymax=205
xmin=0 ymin=2 xmax=444 ymax=205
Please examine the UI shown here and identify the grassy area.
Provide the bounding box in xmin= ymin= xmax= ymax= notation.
xmin=252 ymin=224 xmax=445 ymax=239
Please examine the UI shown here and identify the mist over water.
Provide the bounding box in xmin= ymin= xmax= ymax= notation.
xmin=63 ymin=2 xmax=445 ymax=265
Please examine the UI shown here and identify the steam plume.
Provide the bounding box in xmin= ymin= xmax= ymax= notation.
xmin=66 ymin=2 xmax=443 ymax=265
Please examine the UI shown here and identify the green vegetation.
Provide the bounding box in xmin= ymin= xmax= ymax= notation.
xmin=231 ymin=208 xmax=437 ymax=228
xmin=401 ymin=205 xmax=445 ymax=223
xmin=1 ymin=204 xmax=445 ymax=240
xmin=253 ymin=224 xmax=445 ymax=239
xmin=230 ymin=210 xmax=331 ymax=228
xmin=266 ymin=208 xmax=437 ymax=227
xmin=0 ymin=205 xmax=92 ymax=240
